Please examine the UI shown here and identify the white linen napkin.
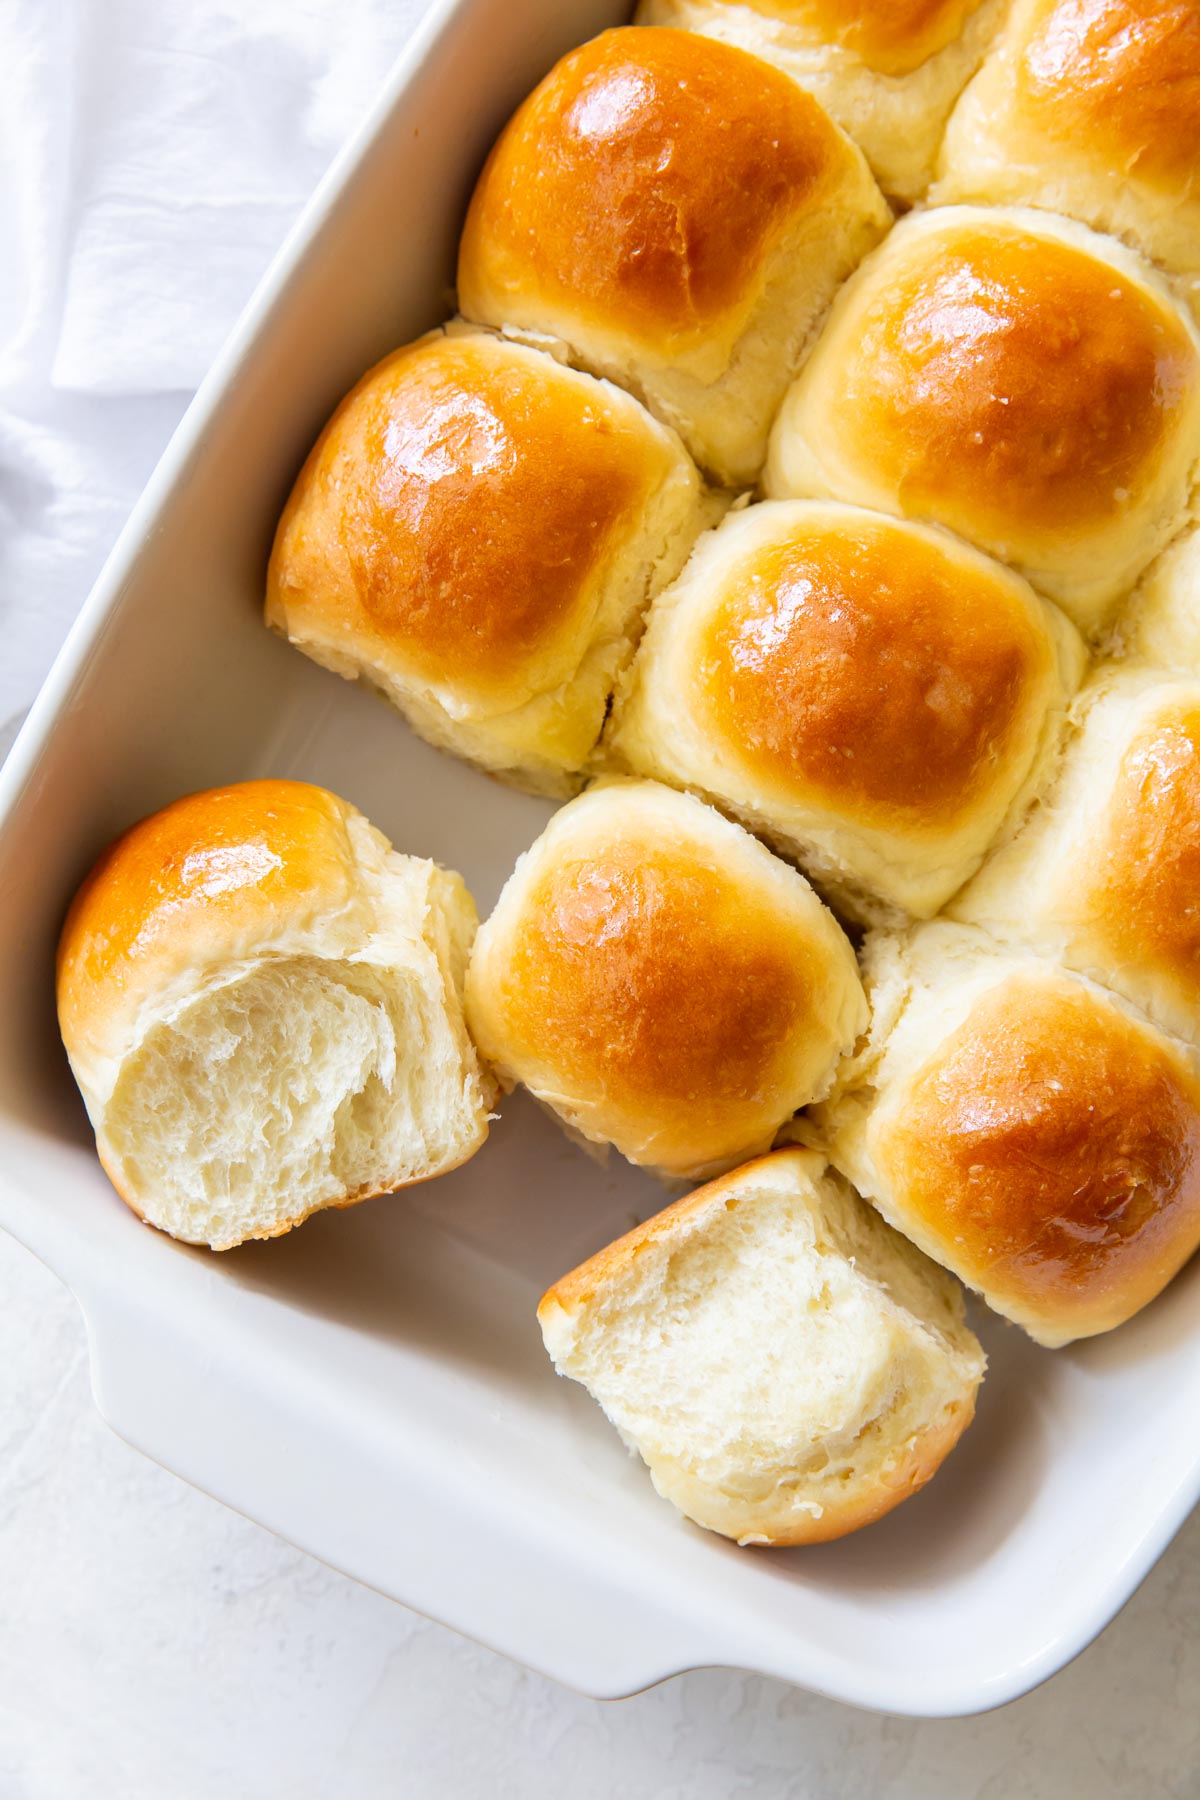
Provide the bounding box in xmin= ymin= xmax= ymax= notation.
xmin=0 ymin=0 xmax=431 ymax=743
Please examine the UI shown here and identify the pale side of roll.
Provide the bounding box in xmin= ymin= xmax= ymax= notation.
xmin=949 ymin=664 xmax=1200 ymax=1050
xmin=538 ymin=1146 xmax=986 ymax=1546
xmin=57 ymin=780 xmax=496 ymax=1250
xmin=1110 ymin=524 xmax=1200 ymax=678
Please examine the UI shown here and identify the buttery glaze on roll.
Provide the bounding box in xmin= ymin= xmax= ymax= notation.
xmin=936 ymin=0 xmax=1200 ymax=316
xmin=766 ymin=207 xmax=1200 ymax=633
xmin=267 ymin=328 xmax=707 ymax=797
xmin=457 ymin=28 xmax=890 ymax=487
xmin=607 ymin=500 xmax=1085 ymax=921
xmin=812 ymin=924 xmax=1200 ymax=1346
xmin=635 ymin=0 xmax=1007 ymax=202
xmin=56 ymin=781 xmax=496 ymax=1250
xmin=539 ymin=1147 xmax=985 ymax=1546
xmin=951 ymin=667 xmax=1200 ymax=1048
xmin=465 ymin=780 xmax=866 ymax=1180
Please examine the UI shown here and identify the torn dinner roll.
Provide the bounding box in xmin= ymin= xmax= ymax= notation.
xmin=538 ymin=1146 xmax=985 ymax=1545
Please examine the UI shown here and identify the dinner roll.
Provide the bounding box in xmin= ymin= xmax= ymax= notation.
xmin=267 ymin=328 xmax=707 ymax=797
xmin=950 ymin=666 xmax=1200 ymax=1048
xmin=1113 ymin=524 xmax=1200 ymax=677
xmin=538 ymin=1146 xmax=985 ymax=1546
xmin=811 ymin=925 xmax=1200 ymax=1346
xmin=635 ymin=0 xmax=1007 ymax=203
xmin=56 ymin=780 xmax=496 ymax=1250
xmin=766 ymin=207 xmax=1200 ymax=633
xmin=607 ymin=500 xmax=1085 ymax=922
xmin=465 ymin=780 xmax=865 ymax=1180
xmin=456 ymin=28 xmax=890 ymax=487
xmin=935 ymin=0 xmax=1200 ymax=316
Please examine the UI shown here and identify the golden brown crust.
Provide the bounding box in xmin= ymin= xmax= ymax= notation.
xmin=539 ymin=1146 xmax=979 ymax=1547
xmin=501 ymin=844 xmax=825 ymax=1157
xmin=57 ymin=780 xmax=355 ymax=1064
xmin=727 ymin=0 xmax=989 ymax=75
xmin=841 ymin=223 xmax=1196 ymax=541
xmin=1018 ymin=0 xmax=1200 ymax=194
xmin=695 ymin=519 xmax=1048 ymax=830
xmin=884 ymin=975 xmax=1200 ymax=1338
xmin=538 ymin=1153 xmax=775 ymax=1319
xmin=457 ymin=28 xmax=850 ymax=352
xmin=733 ymin=1397 xmax=978 ymax=1546
xmin=1084 ymin=701 xmax=1200 ymax=1003
xmin=268 ymin=334 xmax=669 ymax=709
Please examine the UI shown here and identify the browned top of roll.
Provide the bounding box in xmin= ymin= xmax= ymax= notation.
xmin=846 ymin=223 xmax=1195 ymax=537
xmin=1086 ymin=700 xmax=1200 ymax=990
xmin=457 ymin=28 xmax=850 ymax=353
xmin=57 ymin=781 xmax=357 ymax=1064
xmin=268 ymin=333 xmax=671 ymax=709
xmin=727 ymin=0 xmax=988 ymax=75
xmin=696 ymin=518 xmax=1048 ymax=830
xmin=1019 ymin=0 xmax=1200 ymax=193
xmin=491 ymin=836 xmax=835 ymax=1162
xmin=885 ymin=973 xmax=1200 ymax=1336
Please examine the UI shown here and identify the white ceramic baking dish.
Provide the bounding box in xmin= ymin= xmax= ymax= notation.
xmin=2 ymin=0 xmax=1198 ymax=1718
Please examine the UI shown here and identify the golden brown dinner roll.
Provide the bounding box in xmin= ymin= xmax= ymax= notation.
xmin=936 ymin=0 xmax=1200 ymax=316
xmin=267 ymin=327 xmax=707 ymax=797
xmin=1113 ymin=524 xmax=1200 ymax=676
xmin=950 ymin=666 xmax=1200 ymax=1048
xmin=636 ymin=0 xmax=1008 ymax=203
xmin=456 ymin=28 xmax=890 ymax=487
xmin=465 ymin=780 xmax=865 ymax=1180
xmin=606 ymin=500 xmax=1085 ymax=921
xmin=811 ymin=924 xmax=1200 ymax=1346
xmin=766 ymin=206 xmax=1200 ymax=633
xmin=57 ymin=780 xmax=496 ymax=1250
xmin=538 ymin=1146 xmax=985 ymax=1546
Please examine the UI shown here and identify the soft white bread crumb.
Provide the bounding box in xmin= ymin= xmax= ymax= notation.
xmin=57 ymin=780 xmax=496 ymax=1250
xmin=538 ymin=1146 xmax=985 ymax=1546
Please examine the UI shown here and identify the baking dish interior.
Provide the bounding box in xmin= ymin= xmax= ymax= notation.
xmin=0 ymin=0 xmax=1197 ymax=1714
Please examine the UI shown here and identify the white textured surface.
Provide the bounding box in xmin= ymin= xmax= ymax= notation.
xmin=4 ymin=1233 xmax=1200 ymax=1798
xmin=2 ymin=1 xmax=1199 ymax=1790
